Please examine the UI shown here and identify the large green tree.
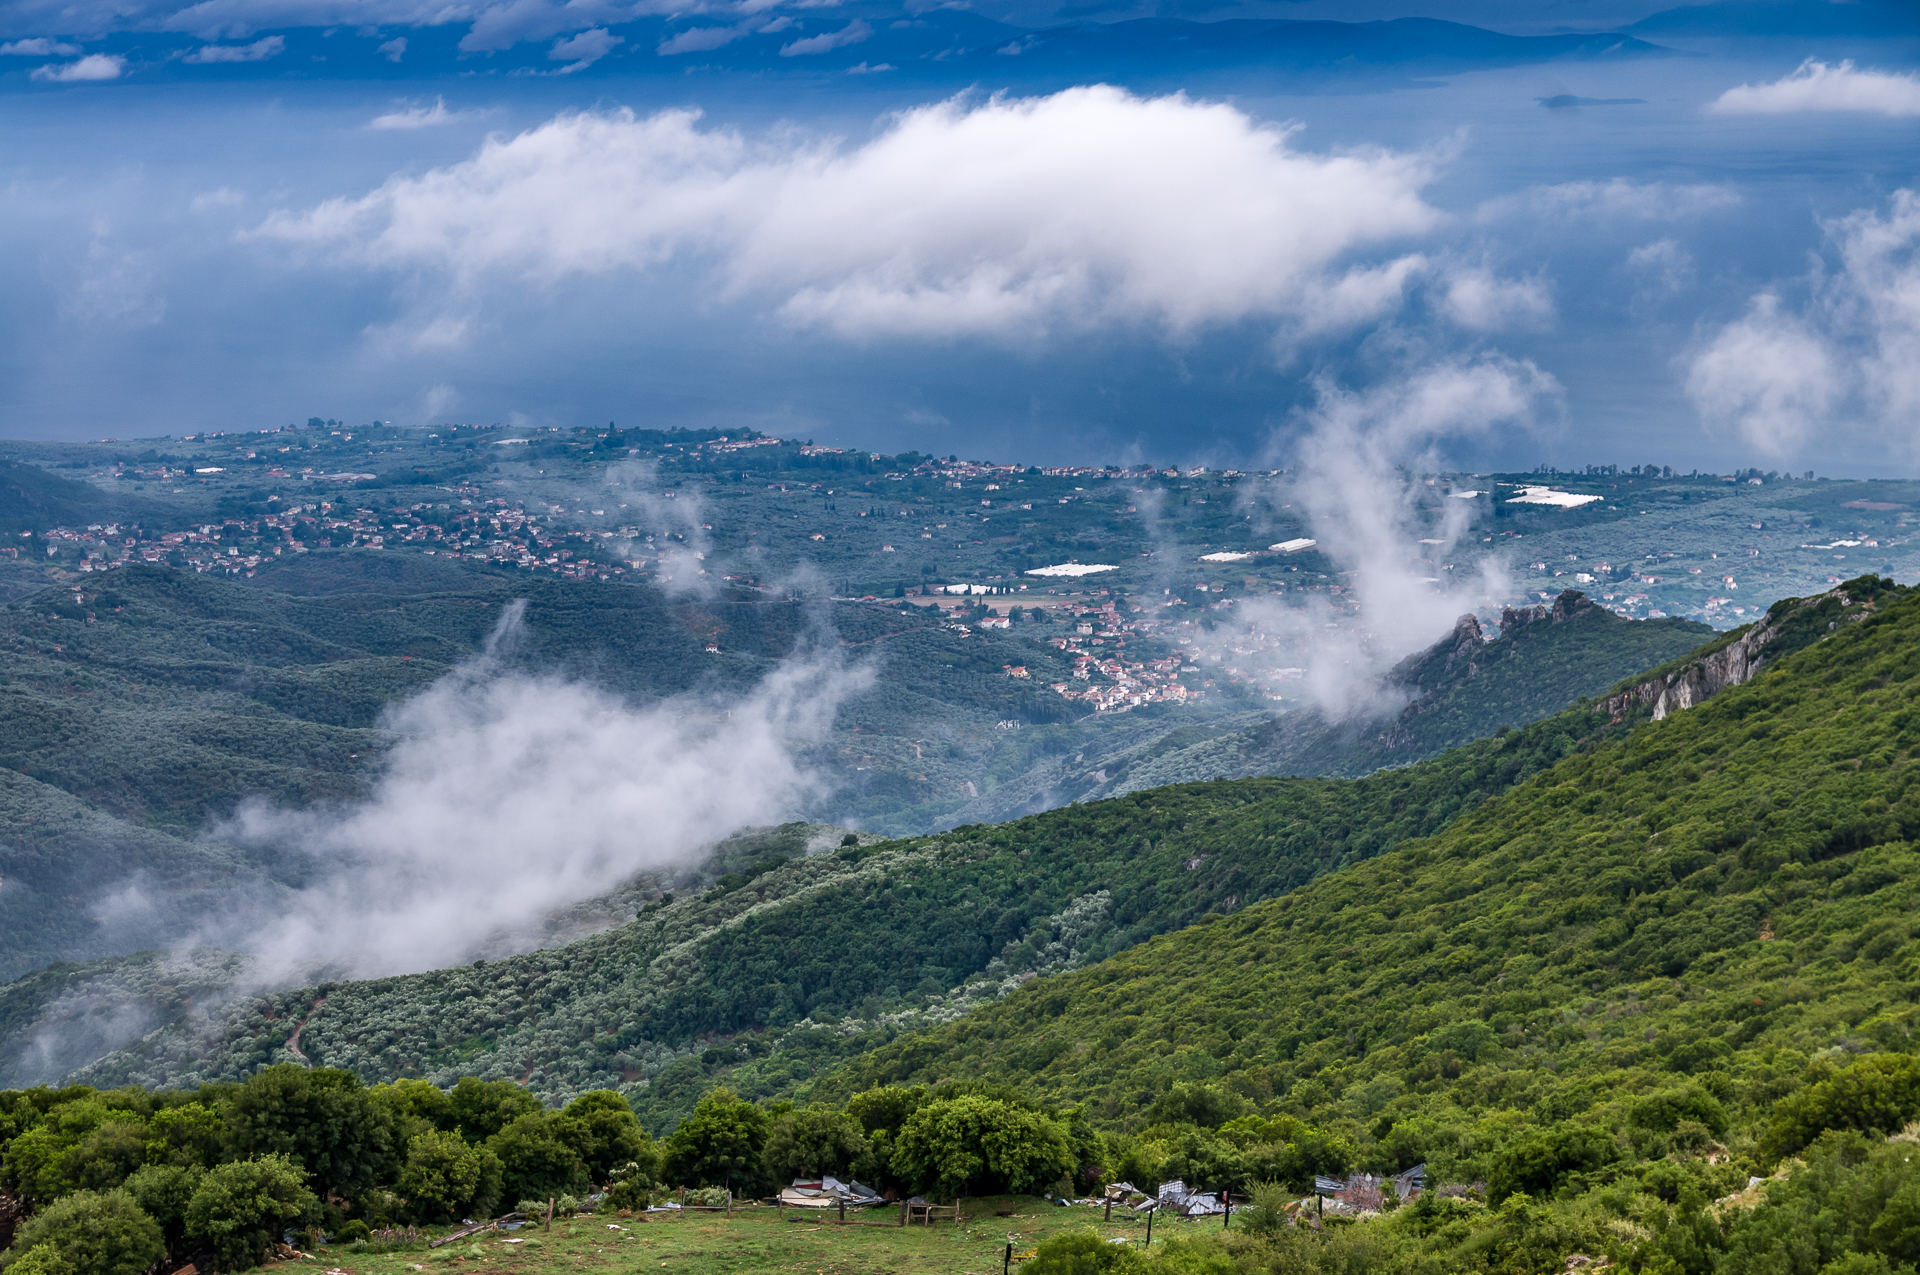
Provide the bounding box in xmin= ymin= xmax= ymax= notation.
xmin=890 ymin=1095 xmax=1074 ymax=1198
xmin=224 ymin=1066 xmax=393 ymax=1200
xmin=659 ymin=1088 xmax=769 ymax=1193
xmin=3 ymin=1189 xmax=164 ymax=1275
xmin=183 ymin=1155 xmax=315 ymax=1273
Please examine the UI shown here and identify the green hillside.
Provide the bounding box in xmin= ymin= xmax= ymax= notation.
xmin=810 ymin=577 xmax=1920 ymax=1198
xmin=25 ymin=679 xmax=1640 ymax=1110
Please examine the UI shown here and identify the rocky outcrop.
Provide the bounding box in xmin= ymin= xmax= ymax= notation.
xmin=1601 ymin=583 xmax=1885 ymax=722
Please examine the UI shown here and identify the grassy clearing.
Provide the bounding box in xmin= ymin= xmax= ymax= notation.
xmin=292 ymin=1196 xmax=1221 ymax=1275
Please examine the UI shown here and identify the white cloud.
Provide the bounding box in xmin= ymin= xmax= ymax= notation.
xmin=779 ymin=18 xmax=868 ymax=55
xmin=63 ymin=223 xmax=166 ymax=327
xmin=370 ymin=96 xmax=478 ymax=129
xmin=221 ymin=601 xmax=873 ymax=979
xmin=1684 ymin=189 xmax=1920 ymax=455
xmin=1709 ymin=59 xmax=1920 ymax=118
xmin=845 ymin=60 xmax=892 ymax=74
xmin=1829 ymin=190 xmax=1920 ymax=424
xmin=1685 ymin=293 xmax=1841 ymax=457
xmin=191 ymin=186 xmax=246 ymax=209
xmin=258 ymin=87 xmax=1443 ymax=342
xmin=1625 ymin=238 xmax=1693 ymax=296
xmin=182 ymin=34 xmax=284 ymax=62
xmin=2 ymin=37 xmax=82 ymax=54
xmin=421 ymin=382 xmax=460 ymax=417
xmin=1204 ymin=357 xmax=1554 ymax=718
xmin=1480 ymin=178 xmax=1738 ymax=223
xmin=549 ymin=25 xmax=619 ymax=68
xmin=377 ymin=34 xmax=406 ymax=59
xmin=1439 ymin=264 xmax=1553 ymax=331
xmin=657 ymin=24 xmax=745 ymax=54
xmin=29 ymin=52 xmax=122 ymax=80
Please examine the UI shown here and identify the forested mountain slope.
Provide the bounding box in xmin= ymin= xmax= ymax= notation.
xmin=810 ymin=578 xmax=1920 ymax=1189
xmin=6 ymin=581 xmax=1864 ymax=1117
xmin=31 ymin=694 xmax=1632 ymax=1117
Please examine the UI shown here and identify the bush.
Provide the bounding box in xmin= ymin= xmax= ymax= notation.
xmin=332 ymin=1220 xmax=371 ymax=1245
xmin=2 ymin=1190 xmax=164 ymax=1275
xmin=184 ymin=1155 xmax=317 ymax=1272
xmin=1765 ymin=1054 xmax=1920 ymax=1160
xmin=1 ymin=1247 xmax=73 ymax=1275
xmin=1020 ymin=1230 xmax=1147 ymax=1274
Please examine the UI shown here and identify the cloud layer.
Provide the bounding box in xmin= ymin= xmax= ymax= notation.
xmin=222 ymin=601 xmax=871 ymax=979
xmin=1686 ymin=189 xmax=1920 ymax=456
xmin=258 ymin=86 xmax=1445 ymax=340
xmin=1709 ymin=59 xmax=1920 ymax=118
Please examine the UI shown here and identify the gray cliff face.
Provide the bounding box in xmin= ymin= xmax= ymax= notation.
xmin=1601 ymin=583 xmax=1883 ymax=722
xmin=1605 ymin=623 xmax=1773 ymax=721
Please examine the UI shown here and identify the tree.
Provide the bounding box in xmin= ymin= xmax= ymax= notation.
xmin=448 ymin=1077 xmax=542 ymax=1143
xmin=763 ymin=1104 xmax=869 ymax=1184
xmin=559 ymin=1091 xmax=654 ymax=1187
xmin=124 ymin=1164 xmax=205 ymax=1240
xmin=486 ymin=1114 xmax=589 ymax=1206
xmin=1 ymin=1246 xmax=74 ymax=1275
xmin=3 ymin=1189 xmax=164 ymax=1275
xmin=370 ymin=1079 xmax=456 ymax=1144
xmin=224 ymin=1066 xmax=393 ymax=1200
xmin=144 ymin=1104 xmax=223 ymax=1169
xmin=184 ymin=1155 xmax=316 ymax=1273
xmin=660 ymin=1089 xmax=769 ymax=1193
xmin=397 ymin=1130 xmax=503 ymax=1224
xmin=1764 ymin=1055 xmax=1920 ymax=1160
xmin=891 ymin=1096 xmax=1075 ymax=1198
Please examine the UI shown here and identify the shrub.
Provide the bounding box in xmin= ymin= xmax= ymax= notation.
xmin=1 ymin=1247 xmax=73 ymax=1275
xmin=1019 ymin=1230 xmax=1147 ymax=1274
xmin=2 ymin=1189 xmax=164 ymax=1275
xmin=332 ymin=1220 xmax=371 ymax=1245
xmin=1765 ymin=1054 xmax=1920 ymax=1160
xmin=184 ymin=1155 xmax=317 ymax=1272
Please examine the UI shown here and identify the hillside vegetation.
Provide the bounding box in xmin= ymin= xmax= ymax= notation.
xmin=808 ymin=578 xmax=1920 ymax=1200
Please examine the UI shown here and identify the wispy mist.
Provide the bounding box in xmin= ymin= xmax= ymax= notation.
xmin=219 ymin=601 xmax=871 ymax=980
xmin=1193 ymin=357 xmax=1557 ymax=718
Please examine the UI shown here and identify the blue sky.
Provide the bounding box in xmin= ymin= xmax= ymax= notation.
xmin=2 ymin=0 xmax=1917 ymax=474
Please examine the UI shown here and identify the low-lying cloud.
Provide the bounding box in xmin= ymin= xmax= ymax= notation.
xmin=1709 ymin=59 xmax=1920 ymax=118
xmin=219 ymin=601 xmax=871 ymax=979
xmin=1686 ymin=188 xmax=1920 ymax=457
xmin=1193 ymin=357 xmax=1555 ymax=719
xmin=181 ymin=34 xmax=284 ymax=62
xmin=256 ymin=86 xmax=1448 ymax=341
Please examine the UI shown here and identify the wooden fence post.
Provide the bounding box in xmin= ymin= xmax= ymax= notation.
xmin=837 ymin=1198 xmax=845 ymax=1224
xmin=899 ymin=1200 xmax=907 ymax=1228
xmin=544 ymin=1198 xmax=553 ymax=1234
xmin=1003 ymin=1241 xmax=1012 ymax=1274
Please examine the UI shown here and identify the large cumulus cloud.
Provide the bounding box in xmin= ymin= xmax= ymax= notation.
xmin=257 ymin=86 xmax=1456 ymax=341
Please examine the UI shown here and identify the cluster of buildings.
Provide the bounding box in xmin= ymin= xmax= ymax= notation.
xmin=1041 ymin=603 xmax=1202 ymax=712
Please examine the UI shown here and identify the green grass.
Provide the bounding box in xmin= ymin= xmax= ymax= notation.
xmin=304 ymin=1197 xmax=1164 ymax=1275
